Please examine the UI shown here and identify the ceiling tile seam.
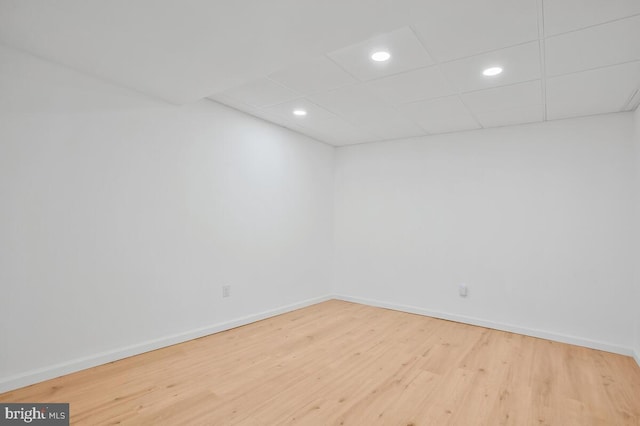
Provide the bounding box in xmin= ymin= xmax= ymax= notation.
xmin=408 ymin=25 xmax=484 ymax=130
xmin=308 ymin=25 xmax=433 ymax=139
xmin=395 ymin=123 xmax=485 ymax=139
xmin=243 ymin=96 xmax=334 ymax=140
xmin=258 ymin=76 xmax=304 ymax=107
xmin=251 ymin=22 xmax=485 ymax=140
xmin=461 ymin=78 xmax=543 ymax=96
xmin=465 ymin=103 xmax=545 ymax=116
xmin=331 ymin=131 xmax=432 ymax=149
xmin=537 ymin=0 xmax=548 ymax=121
xmin=622 ymin=69 xmax=640 ymax=110
xmin=625 ymin=89 xmax=640 ymax=110
xmin=352 ymin=91 xmax=430 ymax=139
xmin=286 ymin=91 xmax=393 ymax=143
xmin=456 ymin=95 xmax=484 ymax=129
xmin=257 ymin=95 xmax=330 ymax=120
xmin=435 ymin=39 xmax=540 ymax=67
xmin=323 ymin=53 xmax=363 ymax=83
xmin=470 ymin=119 xmax=543 ymax=132
xmin=623 ymin=88 xmax=640 ymax=111
xmin=314 ymin=54 xmax=403 ymax=141
xmin=246 ymin=89 xmax=379 ymax=143
xmin=392 ymin=25 xmax=453 ymax=134
xmin=326 ymin=109 xmax=399 ymax=142
xmin=265 ymin=67 xmax=354 ymax=98
xmin=236 ymin=89 xmax=367 ymax=144
xmin=360 ymin=63 xmax=440 ymax=84
xmin=264 ymin=55 xmax=361 ymax=98
xmin=205 ymin=98 xmax=336 ymax=148
xmin=297 ymin=96 xmax=382 ymax=141
xmin=409 ymin=25 xmax=486 ymax=132
xmin=329 ymin=25 xmax=457 ymax=117
xmin=550 ymin=109 xmax=638 ymax=122
xmin=545 ymin=58 xmax=640 ymax=79
xmin=395 ymin=121 xmax=430 ymax=136
xmin=216 ymin=8 xmax=639 ymax=143
xmin=368 ymin=98 xmax=431 ymax=137
xmin=398 ymin=92 xmax=462 ymax=106
xmin=324 ymin=42 xmax=440 ymax=84
xmin=408 ymin=24 xmax=439 ymax=65
xmin=256 ymin=30 xmax=547 ymax=128
xmin=544 ymin=12 xmax=640 ymax=40
xmin=320 ymin=25 xmax=446 ymax=99
xmin=321 ymin=26 xmax=438 ymax=85
xmin=287 ymin=81 xmax=357 ymax=99
xmin=251 ymin=93 xmax=328 ymax=114
xmin=335 ymin=105 xmax=556 ymax=149
xmin=332 ymin=107 xmax=554 ymax=147
xmin=396 ymin=78 xmax=543 ymax=105
xmin=408 ymin=24 xmax=541 ymax=68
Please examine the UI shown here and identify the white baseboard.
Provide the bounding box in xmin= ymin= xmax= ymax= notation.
xmin=3 ymin=294 xmax=636 ymax=394
xmin=0 ymin=295 xmax=331 ymax=394
xmin=334 ymin=294 xmax=634 ymax=357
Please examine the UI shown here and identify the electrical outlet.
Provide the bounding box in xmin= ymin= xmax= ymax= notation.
xmin=458 ymin=283 xmax=468 ymax=297
xmin=222 ymin=285 xmax=231 ymax=298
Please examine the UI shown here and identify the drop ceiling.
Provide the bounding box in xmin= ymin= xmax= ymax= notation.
xmin=1 ymin=0 xmax=639 ymax=146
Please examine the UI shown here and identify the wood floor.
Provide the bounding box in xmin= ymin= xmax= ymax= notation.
xmin=2 ymin=300 xmax=639 ymax=425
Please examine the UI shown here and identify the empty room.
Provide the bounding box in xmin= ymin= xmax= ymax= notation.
xmin=1 ymin=0 xmax=640 ymax=424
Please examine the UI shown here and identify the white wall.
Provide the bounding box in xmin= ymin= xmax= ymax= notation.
xmin=0 ymin=45 xmax=334 ymax=390
xmin=333 ymin=114 xmax=637 ymax=353
xmin=2 ymin=40 xmax=638 ymax=393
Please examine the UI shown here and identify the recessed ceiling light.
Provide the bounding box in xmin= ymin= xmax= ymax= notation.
xmin=482 ymin=66 xmax=503 ymax=76
xmin=293 ymin=109 xmax=307 ymax=116
xmin=371 ymin=51 xmax=391 ymax=62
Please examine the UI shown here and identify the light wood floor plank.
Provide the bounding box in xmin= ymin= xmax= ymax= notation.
xmin=1 ymin=300 xmax=639 ymax=425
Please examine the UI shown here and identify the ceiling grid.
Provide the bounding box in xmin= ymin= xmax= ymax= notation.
xmin=1 ymin=0 xmax=637 ymax=146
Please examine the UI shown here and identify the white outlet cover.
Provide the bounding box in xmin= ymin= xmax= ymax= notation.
xmin=458 ymin=284 xmax=468 ymax=297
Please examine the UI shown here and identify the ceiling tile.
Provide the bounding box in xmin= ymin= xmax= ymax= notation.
xmin=546 ymin=61 xmax=640 ymax=119
xmin=545 ymin=15 xmax=640 ymax=76
xmin=475 ymin=105 xmax=543 ymax=128
xmin=1 ymin=1 xmax=457 ymax=104
xmin=251 ymin=103 xmax=380 ymax=145
xmin=400 ymin=95 xmax=481 ymax=134
xmin=309 ymin=84 xmax=425 ymax=140
xmin=365 ymin=65 xmax=456 ymax=104
xmin=217 ymin=78 xmax=300 ymax=108
xmin=441 ymin=41 xmax=541 ymax=93
xmin=260 ymin=98 xmax=336 ymax=122
xmin=412 ymin=0 xmax=539 ymax=62
xmin=355 ymin=113 xmax=427 ymax=141
xmin=544 ymin=0 xmax=640 ymax=36
xmin=268 ymin=56 xmax=357 ymax=96
xmin=303 ymin=116 xmax=377 ymax=146
xmin=309 ymin=84 xmax=399 ymax=122
xmin=327 ymin=27 xmax=433 ymax=81
xmin=11 ymin=1 xmax=638 ymax=146
xmin=462 ymin=80 xmax=542 ymax=112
